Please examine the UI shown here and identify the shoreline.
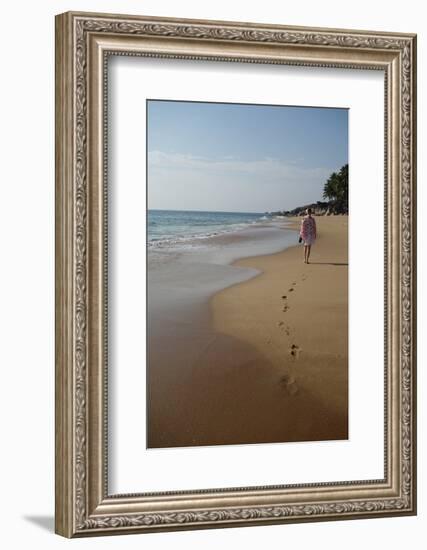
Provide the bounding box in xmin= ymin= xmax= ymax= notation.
xmin=147 ymin=216 xmax=348 ymax=448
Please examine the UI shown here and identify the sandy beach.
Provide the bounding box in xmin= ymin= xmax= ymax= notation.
xmin=147 ymin=216 xmax=348 ymax=448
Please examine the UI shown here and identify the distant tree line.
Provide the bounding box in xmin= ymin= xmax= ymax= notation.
xmin=268 ymin=163 xmax=349 ymax=217
xmin=322 ymin=164 xmax=348 ymax=214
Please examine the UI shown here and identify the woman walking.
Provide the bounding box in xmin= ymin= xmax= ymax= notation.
xmin=300 ymin=208 xmax=317 ymax=264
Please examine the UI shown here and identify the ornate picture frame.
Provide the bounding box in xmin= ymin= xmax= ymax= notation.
xmin=55 ymin=11 xmax=417 ymax=537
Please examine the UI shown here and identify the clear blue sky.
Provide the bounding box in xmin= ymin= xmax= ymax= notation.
xmin=147 ymin=100 xmax=348 ymax=213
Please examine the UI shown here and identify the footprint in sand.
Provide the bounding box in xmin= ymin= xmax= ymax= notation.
xmin=277 ymin=322 xmax=291 ymax=336
xmin=279 ymin=374 xmax=299 ymax=396
xmin=280 ymin=296 xmax=290 ymax=313
xmin=289 ymin=344 xmax=302 ymax=359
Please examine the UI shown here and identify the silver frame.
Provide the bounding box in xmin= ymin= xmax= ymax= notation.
xmin=55 ymin=11 xmax=417 ymax=537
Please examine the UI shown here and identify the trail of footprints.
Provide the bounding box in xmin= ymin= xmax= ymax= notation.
xmin=277 ymin=281 xmax=302 ymax=359
xmin=275 ymin=275 xmax=307 ymax=396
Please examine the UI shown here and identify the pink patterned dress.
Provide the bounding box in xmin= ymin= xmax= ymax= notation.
xmin=300 ymin=216 xmax=317 ymax=246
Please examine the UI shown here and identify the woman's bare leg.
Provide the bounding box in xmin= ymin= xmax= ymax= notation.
xmin=304 ymin=245 xmax=308 ymax=263
xmin=306 ymin=245 xmax=311 ymax=263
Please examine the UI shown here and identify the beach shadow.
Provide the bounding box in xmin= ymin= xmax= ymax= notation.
xmin=148 ymin=327 xmax=349 ymax=448
xmin=309 ymin=262 xmax=348 ymax=266
xmin=23 ymin=515 xmax=54 ymax=532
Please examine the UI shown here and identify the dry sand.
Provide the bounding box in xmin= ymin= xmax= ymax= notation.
xmin=147 ymin=216 xmax=348 ymax=448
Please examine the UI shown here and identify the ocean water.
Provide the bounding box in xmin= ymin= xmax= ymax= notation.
xmin=147 ymin=209 xmax=298 ymax=317
xmin=147 ymin=209 xmax=298 ymax=314
xmin=148 ymin=209 xmax=268 ymax=248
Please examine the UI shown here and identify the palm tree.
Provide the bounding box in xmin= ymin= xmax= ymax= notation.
xmin=323 ymin=164 xmax=348 ymax=213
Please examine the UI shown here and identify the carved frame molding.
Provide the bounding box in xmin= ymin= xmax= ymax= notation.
xmin=55 ymin=11 xmax=416 ymax=537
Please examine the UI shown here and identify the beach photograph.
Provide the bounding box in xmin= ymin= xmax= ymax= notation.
xmin=146 ymin=99 xmax=349 ymax=448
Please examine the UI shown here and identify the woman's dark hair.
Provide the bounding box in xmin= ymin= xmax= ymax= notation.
xmin=307 ymin=208 xmax=312 ymax=215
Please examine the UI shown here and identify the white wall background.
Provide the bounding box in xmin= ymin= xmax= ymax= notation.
xmin=0 ymin=1 xmax=423 ymax=548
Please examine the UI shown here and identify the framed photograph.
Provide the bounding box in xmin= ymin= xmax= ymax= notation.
xmin=55 ymin=11 xmax=417 ymax=537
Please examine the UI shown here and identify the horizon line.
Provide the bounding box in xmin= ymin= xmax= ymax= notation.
xmin=148 ymin=208 xmax=267 ymax=214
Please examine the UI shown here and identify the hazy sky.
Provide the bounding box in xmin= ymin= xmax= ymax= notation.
xmin=147 ymin=100 xmax=348 ymax=213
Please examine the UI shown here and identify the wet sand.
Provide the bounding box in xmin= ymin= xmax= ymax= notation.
xmin=147 ymin=216 xmax=348 ymax=448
